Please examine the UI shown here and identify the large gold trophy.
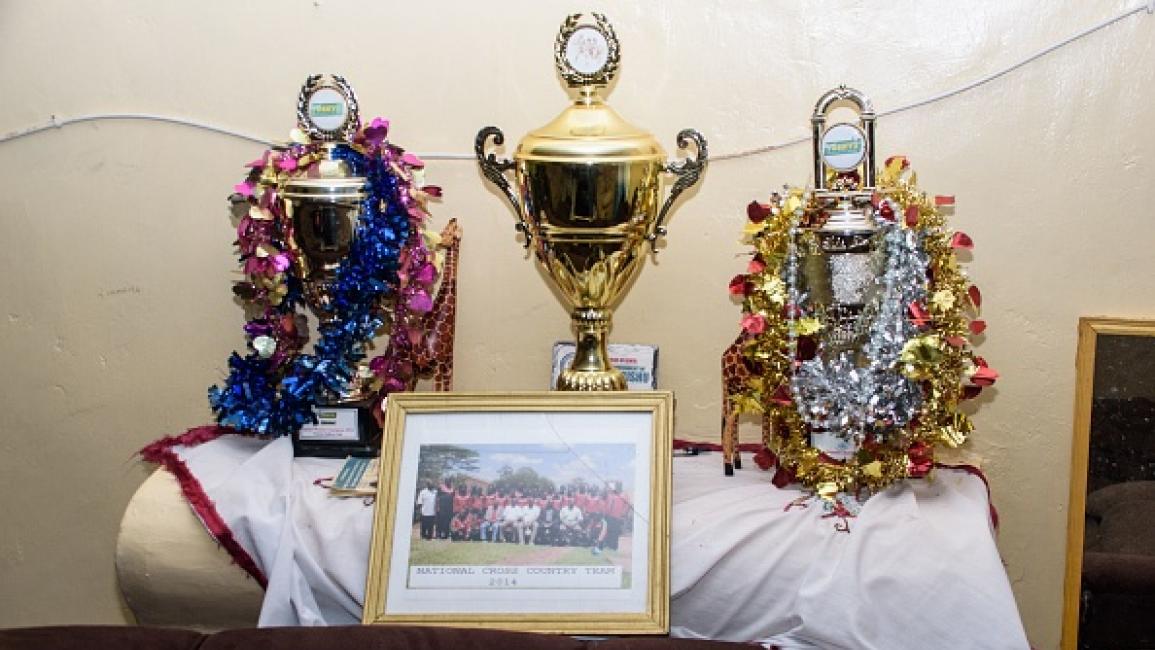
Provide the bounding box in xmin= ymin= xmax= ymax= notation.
xmin=476 ymin=13 xmax=707 ymax=390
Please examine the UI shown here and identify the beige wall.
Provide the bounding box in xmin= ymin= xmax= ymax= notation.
xmin=1 ymin=0 xmax=1152 ymax=646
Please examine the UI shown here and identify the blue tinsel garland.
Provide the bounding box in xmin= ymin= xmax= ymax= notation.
xmin=207 ymin=144 xmax=410 ymax=436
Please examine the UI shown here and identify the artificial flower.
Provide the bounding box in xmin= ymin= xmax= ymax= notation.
xmin=362 ymin=118 xmax=389 ymax=148
xmin=249 ymin=205 xmax=274 ymax=221
xmin=967 ymin=357 xmax=999 ymax=386
xmin=771 ymin=464 xmax=796 ymax=488
xmin=967 ymin=285 xmax=982 ymax=308
xmin=908 ymin=301 xmax=930 ymax=327
xmin=759 ymin=276 xmax=786 ymax=304
xmin=742 ymin=220 xmax=768 ymax=239
xmin=782 ymin=193 xmax=803 ymax=216
xmin=747 ymin=200 xmax=772 ymax=223
xmin=794 ymin=316 xmax=823 ymax=336
xmin=407 ymin=290 xmax=433 ymax=313
xmin=753 ymin=446 xmax=777 ymax=471
xmin=878 ymin=200 xmax=895 ymax=222
xmin=907 ymin=441 xmax=934 ymax=478
xmin=728 ymin=274 xmax=750 ymax=297
xmin=904 ymin=205 xmax=919 ymax=227
xmin=414 ymin=261 xmax=436 ymax=286
xmin=741 ymin=313 xmax=767 ymax=334
xmin=252 ymin=335 xmax=276 ymax=359
xmin=930 ymin=289 xmax=956 ymax=311
xmin=899 ymin=334 xmax=944 ymax=379
xmin=769 ymin=384 xmax=792 ymax=405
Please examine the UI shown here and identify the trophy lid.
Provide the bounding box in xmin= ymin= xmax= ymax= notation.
xmin=517 ymin=101 xmax=665 ymax=163
xmin=515 ymin=13 xmax=665 ymax=164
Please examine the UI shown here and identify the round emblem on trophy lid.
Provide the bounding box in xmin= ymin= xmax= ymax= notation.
xmin=555 ymin=13 xmax=620 ymax=88
xmin=296 ymin=74 xmax=361 ymax=142
xmin=820 ymin=122 xmax=868 ymax=172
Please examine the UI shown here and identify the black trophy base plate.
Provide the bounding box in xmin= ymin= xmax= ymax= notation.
xmin=292 ymin=400 xmax=382 ymax=458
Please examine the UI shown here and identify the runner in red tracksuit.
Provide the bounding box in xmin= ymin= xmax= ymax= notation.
xmin=605 ymin=488 xmax=630 ymax=551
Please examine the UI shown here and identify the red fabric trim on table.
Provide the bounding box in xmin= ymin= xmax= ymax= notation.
xmin=674 ymin=439 xmax=1000 ymax=531
xmin=139 ymin=425 xmax=269 ymax=589
xmin=672 ymin=438 xmax=765 ymax=453
xmin=934 ymin=461 xmax=999 ymax=531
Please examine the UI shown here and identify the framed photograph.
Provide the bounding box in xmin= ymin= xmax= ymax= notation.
xmin=363 ymin=391 xmax=673 ymax=634
xmin=1062 ymin=318 xmax=1155 ymax=649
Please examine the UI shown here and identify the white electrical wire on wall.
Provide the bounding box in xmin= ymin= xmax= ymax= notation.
xmin=1 ymin=2 xmax=1151 ymax=162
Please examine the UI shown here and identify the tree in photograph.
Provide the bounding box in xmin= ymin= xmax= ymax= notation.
xmin=562 ymin=476 xmax=596 ymax=495
xmin=491 ymin=465 xmax=556 ymax=496
xmin=418 ymin=445 xmax=481 ymax=486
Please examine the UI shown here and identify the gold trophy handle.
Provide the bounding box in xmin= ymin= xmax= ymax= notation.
xmin=649 ymin=128 xmax=708 ymax=253
xmin=475 ymin=126 xmax=532 ymax=248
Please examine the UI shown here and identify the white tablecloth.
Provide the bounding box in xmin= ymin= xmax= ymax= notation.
xmin=170 ymin=434 xmax=1028 ymax=648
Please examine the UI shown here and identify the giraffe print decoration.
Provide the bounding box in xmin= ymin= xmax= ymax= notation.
xmin=720 ymin=331 xmax=778 ymax=475
xmin=412 ymin=218 xmax=461 ymax=392
xmin=720 ymin=333 xmax=750 ymax=475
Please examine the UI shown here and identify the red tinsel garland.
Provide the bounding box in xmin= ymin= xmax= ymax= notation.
xmin=139 ymin=425 xmax=268 ymax=589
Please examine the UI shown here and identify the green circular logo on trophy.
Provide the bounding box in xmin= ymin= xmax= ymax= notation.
xmin=554 ymin=13 xmax=620 ymax=87
xmin=820 ymin=123 xmax=868 ymax=172
xmin=297 ymin=74 xmax=360 ymax=142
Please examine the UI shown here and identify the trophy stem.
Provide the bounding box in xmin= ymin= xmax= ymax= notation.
xmin=557 ymin=307 xmax=627 ymax=391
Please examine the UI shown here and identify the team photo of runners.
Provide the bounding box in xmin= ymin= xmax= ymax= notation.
xmin=408 ymin=443 xmax=635 ymax=573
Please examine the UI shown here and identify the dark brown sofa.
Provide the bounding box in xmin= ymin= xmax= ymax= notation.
xmin=1079 ymin=479 xmax=1155 ymax=648
xmin=0 ymin=625 xmax=740 ymax=650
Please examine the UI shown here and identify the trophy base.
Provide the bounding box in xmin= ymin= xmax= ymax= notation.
xmin=292 ymin=398 xmax=381 ymax=458
xmin=556 ymin=367 xmax=627 ymax=391
xmin=556 ymin=307 xmax=628 ymax=391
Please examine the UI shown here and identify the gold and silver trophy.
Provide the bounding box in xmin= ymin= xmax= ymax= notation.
xmin=800 ymin=86 xmax=879 ymax=354
xmin=283 ymin=75 xmax=378 ymax=456
xmin=285 ymin=75 xmax=368 ymax=329
xmin=476 ymin=13 xmax=707 ymax=391
xmin=796 ymin=86 xmax=882 ymax=460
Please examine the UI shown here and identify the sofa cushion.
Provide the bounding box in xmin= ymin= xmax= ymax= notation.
xmin=0 ymin=625 xmax=204 ymax=650
xmin=0 ymin=625 xmax=746 ymax=650
xmin=199 ymin=625 xmax=588 ymax=650
xmin=595 ymin=638 xmax=742 ymax=650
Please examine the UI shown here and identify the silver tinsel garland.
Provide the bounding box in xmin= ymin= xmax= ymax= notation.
xmin=789 ymin=210 xmax=928 ymax=443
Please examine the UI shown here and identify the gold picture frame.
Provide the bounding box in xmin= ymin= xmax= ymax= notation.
xmin=1062 ymin=317 xmax=1155 ymax=649
xmin=363 ymin=391 xmax=673 ymax=634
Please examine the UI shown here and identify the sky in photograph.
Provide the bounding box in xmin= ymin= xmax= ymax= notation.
xmin=463 ymin=443 xmax=636 ymax=493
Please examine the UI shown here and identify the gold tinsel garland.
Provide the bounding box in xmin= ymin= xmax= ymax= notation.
xmin=732 ymin=157 xmax=998 ymax=498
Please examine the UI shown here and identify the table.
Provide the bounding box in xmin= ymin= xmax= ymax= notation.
xmin=118 ymin=430 xmax=1028 ymax=647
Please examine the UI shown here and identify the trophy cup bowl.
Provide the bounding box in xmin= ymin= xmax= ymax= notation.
xmin=283 ymin=173 xmax=365 ymax=321
xmin=798 ymin=207 xmax=878 ymax=354
xmin=475 ymin=13 xmax=707 ymax=391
